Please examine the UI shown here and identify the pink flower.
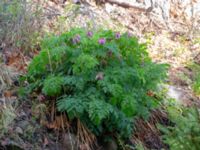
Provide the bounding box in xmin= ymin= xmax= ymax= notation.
xmin=98 ymin=38 xmax=106 ymax=45
xmin=115 ymin=32 xmax=121 ymax=39
xmin=72 ymin=34 xmax=81 ymax=44
xmin=87 ymin=31 xmax=93 ymax=37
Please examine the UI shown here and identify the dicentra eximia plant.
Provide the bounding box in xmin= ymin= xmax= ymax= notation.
xmin=26 ymin=28 xmax=168 ymax=139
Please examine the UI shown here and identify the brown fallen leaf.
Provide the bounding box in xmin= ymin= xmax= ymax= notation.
xmin=3 ymin=90 xmax=12 ymax=98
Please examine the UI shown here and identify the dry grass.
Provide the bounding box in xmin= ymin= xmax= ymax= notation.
xmin=77 ymin=119 xmax=98 ymax=150
xmin=0 ymin=64 xmax=19 ymax=137
xmin=46 ymin=100 xmax=98 ymax=149
xmin=0 ymin=101 xmax=16 ymax=137
xmin=0 ymin=64 xmax=13 ymax=92
xmin=132 ymin=109 xmax=170 ymax=150
xmin=0 ymin=0 xmax=44 ymax=52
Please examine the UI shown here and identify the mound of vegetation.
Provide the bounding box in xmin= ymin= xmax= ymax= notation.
xmin=25 ymin=28 xmax=168 ymax=142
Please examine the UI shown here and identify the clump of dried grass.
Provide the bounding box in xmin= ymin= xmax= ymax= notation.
xmin=0 ymin=0 xmax=44 ymax=52
xmin=132 ymin=109 xmax=170 ymax=150
xmin=0 ymin=64 xmax=19 ymax=92
xmin=0 ymin=64 xmax=19 ymax=137
xmin=0 ymin=101 xmax=16 ymax=137
xmin=77 ymin=119 xmax=98 ymax=150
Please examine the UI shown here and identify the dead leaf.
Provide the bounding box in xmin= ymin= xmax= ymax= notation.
xmin=3 ymin=90 xmax=12 ymax=98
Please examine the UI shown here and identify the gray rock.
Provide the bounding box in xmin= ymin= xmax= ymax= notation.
xmin=18 ymin=120 xmax=29 ymax=130
xmin=103 ymin=140 xmax=118 ymax=150
xmin=15 ymin=127 xmax=23 ymax=135
xmin=62 ymin=133 xmax=79 ymax=150
xmin=167 ymin=85 xmax=182 ymax=101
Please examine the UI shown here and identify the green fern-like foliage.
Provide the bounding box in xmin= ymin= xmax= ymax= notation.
xmin=42 ymin=76 xmax=64 ymax=96
xmin=159 ymin=107 xmax=200 ymax=150
xmin=26 ymin=28 xmax=168 ymax=139
xmin=187 ymin=63 xmax=200 ymax=96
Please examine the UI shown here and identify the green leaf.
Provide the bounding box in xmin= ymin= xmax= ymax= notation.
xmin=57 ymin=96 xmax=86 ymax=119
xmin=73 ymin=54 xmax=98 ymax=74
xmin=121 ymin=95 xmax=137 ymax=117
xmin=42 ymin=76 xmax=64 ymax=96
xmin=89 ymin=100 xmax=113 ymax=125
